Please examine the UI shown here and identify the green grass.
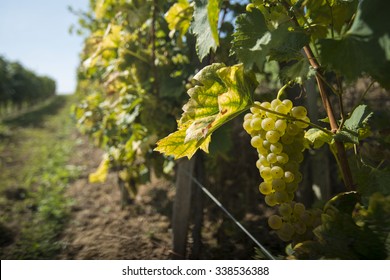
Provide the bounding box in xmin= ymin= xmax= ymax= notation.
xmin=0 ymin=95 xmax=81 ymax=259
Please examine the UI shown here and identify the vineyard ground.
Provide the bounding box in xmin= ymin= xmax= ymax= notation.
xmin=0 ymin=95 xmax=283 ymax=259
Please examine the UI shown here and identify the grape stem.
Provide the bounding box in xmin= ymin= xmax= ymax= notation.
xmin=279 ymin=0 xmax=355 ymax=191
xmin=251 ymin=103 xmax=332 ymax=135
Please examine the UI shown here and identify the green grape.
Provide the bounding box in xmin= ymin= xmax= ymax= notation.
xmin=283 ymin=171 xmax=295 ymax=183
xmin=293 ymin=221 xmax=307 ymax=235
xmin=289 ymin=151 xmax=304 ymax=163
xmin=281 ymin=133 xmax=294 ymax=144
xmin=260 ymin=166 xmax=272 ymax=180
xmin=250 ymin=118 xmax=263 ymax=130
xmin=250 ymin=106 xmax=261 ymax=114
xmin=256 ymin=159 xmax=262 ymax=169
xmin=263 ymin=140 xmax=271 ymax=150
xmin=293 ymin=171 xmax=303 ymax=183
xmin=300 ymin=211 xmax=313 ymax=226
xmin=285 ymin=182 xmax=298 ymax=193
xmin=250 ymin=135 xmax=263 ymax=148
xmin=294 ymin=119 xmax=309 ymax=128
xmin=278 ymin=203 xmax=293 ymax=217
xmin=275 ymin=104 xmax=289 ymax=114
xmin=245 ymin=100 xmax=314 ymax=243
xmin=277 ymin=223 xmax=295 ymax=241
xmin=291 ymin=106 xmax=307 ymax=119
xmin=259 ymin=182 xmax=273 ymax=195
xmin=284 ymin=160 xmax=299 ymax=172
xmin=243 ymin=119 xmax=252 ymax=133
xmin=270 ymin=142 xmax=283 ymax=154
xmin=276 ymin=153 xmax=289 ymax=164
xmin=275 ymin=191 xmax=289 ymax=203
xmin=265 ymin=193 xmax=278 ymax=206
xmin=282 ymin=99 xmax=293 ymax=110
xmin=286 ymin=123 xmax=299 ymax=136
xmin=261 ymin=117 xmax=275 ymax=131
xmin=268 ymin=214 xmax=283 ymax=230
xmin=287 ymin=191 xmax=294 ymax=201
xmin=244 ymin=113 xmax=253 ymax=120
xmin=293 ymin=203 xmax=306 ymax=216
xmin=266 ymin=130 xmax=281 ymax=143
xmin=271 ymin=99 xmax=282 ymax=109
xmin=259 ymin=155 xmax=270 ymax=167
xmin=274 ymin=119 xmax=287 ymax=133
xmin=257 ymin=145 xmax=267 ymax=155
xmin=261 ymin=101 xmax=271 ymax=109
xmin=272 ymin=178 xmax=286 ymax=191
xmin=267 ymin=153 xmax=278 ymax=164
xmin=271 ymin=166 xmax=284 ymax=179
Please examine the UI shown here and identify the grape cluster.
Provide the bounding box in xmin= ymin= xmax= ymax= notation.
xmin=268 ymin=202 xmax=322 ymax=242
xmin=243 ymin=99 xmax=309 ymax=206
xmin=243 ymin=99 xmax=322 ymax=242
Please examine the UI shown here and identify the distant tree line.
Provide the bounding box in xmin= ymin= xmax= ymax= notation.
xmin=0 ymin=56 xmax=56 ymax=108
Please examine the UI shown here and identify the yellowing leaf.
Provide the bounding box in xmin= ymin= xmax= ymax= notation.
xmin=165 ymin=0 xmax=193 ymax=39
xmin=155 ymin=63 xmax=258 ymax=159
xmin=89 ymin=155 xmax=110 ymax=183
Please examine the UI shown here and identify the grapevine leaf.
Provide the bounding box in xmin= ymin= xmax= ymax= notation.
xmin=319 ymin=0 xmax=390 ymax=89
xmin=231 ymin=9 xmax=269 ymax=70
xmin=155 ymin=63 xmax=258 ymax=159
xmin=304 ymin=0 xmax=358 ymax=37
xmin=165 ymin=0 xmax=193 ymax=39
xmin=334 ymin=130 xmax=359 ymax=144
xmin=154 ymin=125 xmax=211 ymax=160
xmin=324 ymin=191 xmax=360 ymax=215
xmin=304 ymin=128 xmax=333 ymax=148
xmin=279 ymin=58 xmax=316 ymax=84
xmin=344 ymin=104 xmax=373 ymax=131
xmin=351 ymin=162 xmax=390 ymax=198
xmin=89 ymin=155 xmax=110 ymax=183
xmin=335 ymin=105 xmax=373 ymax=144
xmin=192 ymin=0 xmax=222 ymax=61
xmin=232 ymin=9 xmax=309 ymax=70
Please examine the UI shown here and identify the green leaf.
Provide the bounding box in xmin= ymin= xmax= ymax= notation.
xmin=344 ymin=105 xmax=373 ymax=131
xmin=279 ymin=58 xmax=315 ymax=84
xmin=335 ymin=105 xmax=373 ymax=144
xmin=334 ymin=129 xmax=359 ymax=144
xmin=304 ymin=0 xmax=358 ymax=37
xmin=192 ymin=0 xmax=222 ymax=60
xmin=165 ymin=0 xmax=193 ymax=39
xmin=324 ymin=191 xmax=360 ymax=214
xmin=231 ymin=9 xmax=269 ymax=70
xmin=304 ymin=128 xmax=333 ymax=148
xmin=155 ymin=63 xmax=258 ymax=159
xmin=232 ymin=9 xmax=309 ymax=70
xmin=319 ymin=0 xmax=390 ymax=89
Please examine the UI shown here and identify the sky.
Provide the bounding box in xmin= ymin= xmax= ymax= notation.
xmin=0 ymin=0 xmax=89 ymax=94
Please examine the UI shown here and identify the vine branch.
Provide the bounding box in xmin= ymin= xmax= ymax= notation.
xmin=280 ymin=0 xmax=355 ymax=191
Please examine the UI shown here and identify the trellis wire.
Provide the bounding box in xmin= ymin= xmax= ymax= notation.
xmin=184 ymin=170 xmax=276 ymax=260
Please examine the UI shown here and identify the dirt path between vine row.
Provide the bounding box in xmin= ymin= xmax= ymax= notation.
xmin=58 ymin=134 xmax=174 ymax=260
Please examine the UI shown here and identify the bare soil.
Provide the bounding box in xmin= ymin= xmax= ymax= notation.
xmin=58 ymin=135 xmax=174 ymax=260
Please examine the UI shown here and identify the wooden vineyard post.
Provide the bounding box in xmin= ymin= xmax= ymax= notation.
xmin=172 ymin=155 xmax=196 ymax=259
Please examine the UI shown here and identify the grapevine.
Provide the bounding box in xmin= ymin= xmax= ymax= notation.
xmin=73 ymin=0 xmax=390 ymax=259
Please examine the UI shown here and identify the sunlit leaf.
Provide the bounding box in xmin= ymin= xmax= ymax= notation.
xmin=232 ymin=9 xmax=309 ymax=70
xmin=192 ymin=0 xmax=222 ymax=60
xmin=165 ymin=0 xmax=193 ymax=39
xmin=89 ymin=155 xmax=110 ymax=183
xmin=155 ymin=63 xmax=258 ymax=159
xmin=304 ymin=128 xmax=333 ymax=148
